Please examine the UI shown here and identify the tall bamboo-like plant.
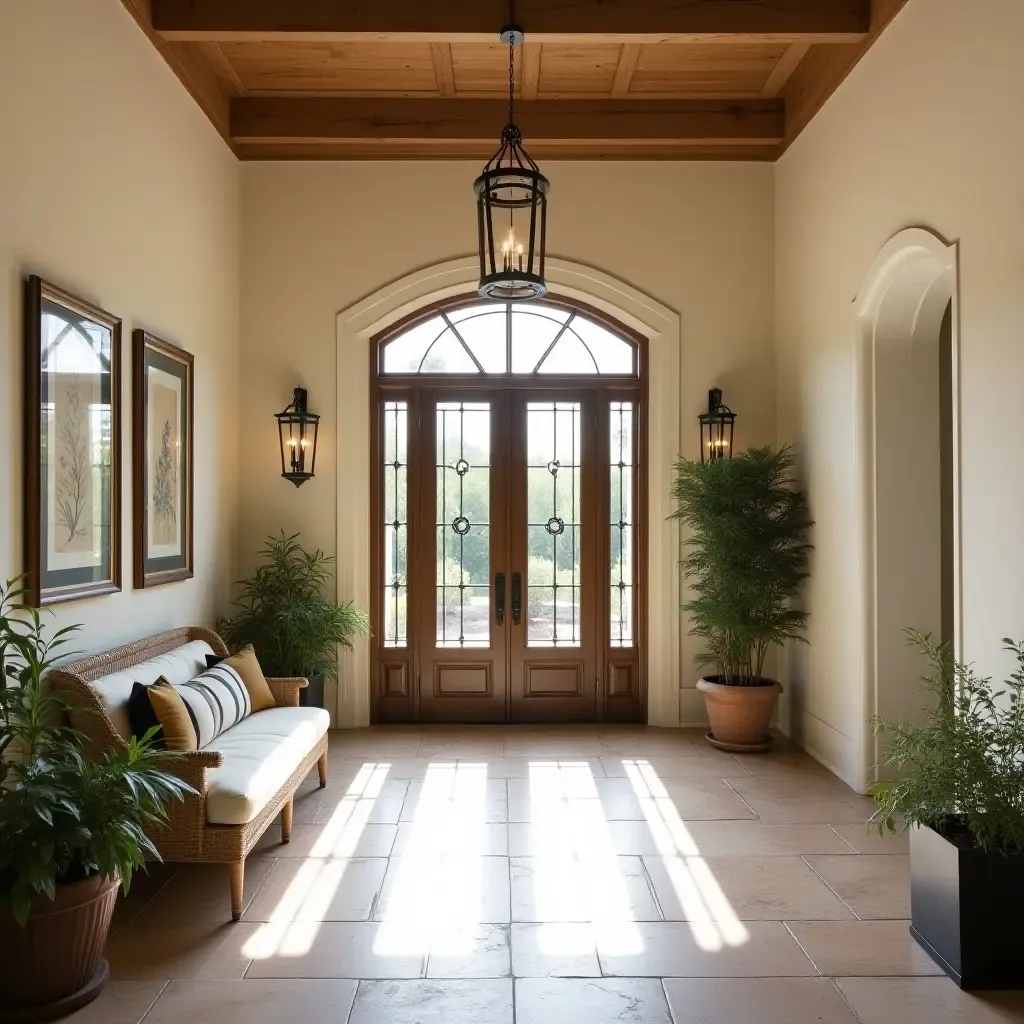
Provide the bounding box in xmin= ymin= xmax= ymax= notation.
xmin=670 ymin=445 xmax=813 ymax=685
xmin=219 ymin=532 xmax=370 ymax=679
xmin=0 ymin=577 xmax=193 ymax=925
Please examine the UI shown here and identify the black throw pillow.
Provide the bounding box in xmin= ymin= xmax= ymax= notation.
xmin=127 ymin=681 xmax=165 ymax=748
xmin=205 ymin=653 xmax=225 ymax=669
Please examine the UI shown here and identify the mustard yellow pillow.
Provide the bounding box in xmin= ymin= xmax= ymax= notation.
xmin=223 ymin=645 xmax=276 ymax=712
xmin=147 ymin=678 xmax=198 ymax=751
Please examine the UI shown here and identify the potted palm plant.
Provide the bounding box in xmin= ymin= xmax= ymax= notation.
xmin=871 ymin=629 xmax=1024 ymax=990
xmin=219 ymin=532 xmax=370 ymax=709
xmin=670 ymin=445 xmax=813 ymax=751
xmin=0 ymin=577 xmax=192 ymax=1020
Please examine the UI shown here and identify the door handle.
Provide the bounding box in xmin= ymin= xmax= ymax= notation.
xmin=495 ymin=573 xmax=506 ymax=625
xmin=511 ymin=573 xmax=522 ymax=626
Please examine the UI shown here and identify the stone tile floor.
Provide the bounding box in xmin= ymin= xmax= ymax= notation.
xmin=70 ymin=727 xmax=1024 ymax=1023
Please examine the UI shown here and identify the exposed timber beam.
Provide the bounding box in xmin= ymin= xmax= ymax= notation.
xmin=230 ymin=97 xmax=785 ymax=148
xmin=153 ymin=0 xmax=870 ymax=44
xmin=610 ymin=44 xmax=643 ymax=99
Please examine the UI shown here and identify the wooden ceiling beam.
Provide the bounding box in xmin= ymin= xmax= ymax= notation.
xmin=230 ymin=97 xmax=785 ymax=147
xmin=152 ymin=0 xmax=870 ymax=43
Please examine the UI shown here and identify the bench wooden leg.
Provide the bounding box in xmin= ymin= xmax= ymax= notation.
xmin=318 ymin=750 xmax=328 ymax=788
xmin=281 ymin=796 xmax=294 ymax=844
xmin=229 ymin=860 xmax=244 ymax=922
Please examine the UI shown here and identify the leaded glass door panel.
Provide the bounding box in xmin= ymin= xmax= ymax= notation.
xmin=508 ymin=392 xmax=599 ymax=721
xmin=414 ymin=391 xmax=510 ymax=723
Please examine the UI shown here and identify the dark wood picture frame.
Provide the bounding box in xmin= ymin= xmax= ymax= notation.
xmin=24 ymin=276 xmax=122 ymax=607
xmin=132 ymin=330 xmax=194 ymax=588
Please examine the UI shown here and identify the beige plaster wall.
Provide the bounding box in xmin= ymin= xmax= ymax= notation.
xmin=0 ymin=0 xmax=240 ymax=651
xmin=775 ymin=0 xmax=1024 ymax=786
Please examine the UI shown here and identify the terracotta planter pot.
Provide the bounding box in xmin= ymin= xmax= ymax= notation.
xmin=697 ymin=676 xmax=782 ymax=753
xmin=0 ymin=874 xmax=118 ymax=1022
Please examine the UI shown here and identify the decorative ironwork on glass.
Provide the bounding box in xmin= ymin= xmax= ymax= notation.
xmin=383 ymin=401 xmax=408 ymax=647
xmin=526 ymin=401 xmax=582 ymax=647
xmin=610 ymin=401 xmax=635 ymax=647
xmin=475 ymin=25 xmax=549 ymax=301
xmin=381 ymin=302 xmax=637 ymax=377
xmin=436 ymin=402 xmax=491 ymax=648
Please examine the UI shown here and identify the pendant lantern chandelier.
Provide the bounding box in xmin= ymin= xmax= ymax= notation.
xmin=474 ymin=19 xmax=549 ymax=301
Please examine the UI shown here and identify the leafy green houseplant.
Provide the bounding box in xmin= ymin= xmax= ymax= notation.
xmin=670 ymin=445 xmax=813 ymax=751
xmin=219 ymin=532 xmax=370 ymax=709
xmin=0 ymin=577 xmax=193 ymax=1016
xmin=870 ymin=630 xmax=1024 ymax=989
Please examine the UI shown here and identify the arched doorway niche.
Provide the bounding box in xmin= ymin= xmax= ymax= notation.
xmin=854 ymin=228 xmax=961 ymax=789
xmin=335 ymin=257 xmax=682 ymax=729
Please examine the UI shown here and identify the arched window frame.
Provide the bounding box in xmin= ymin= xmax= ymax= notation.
xmin=374 ymin=294 xmax=644 ymax=381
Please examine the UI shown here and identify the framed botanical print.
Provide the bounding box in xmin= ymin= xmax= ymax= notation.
xmin=24 ymin=276 xmax=122 ymax=606
xmin=132 ymin=330 xmax=194 ymax=588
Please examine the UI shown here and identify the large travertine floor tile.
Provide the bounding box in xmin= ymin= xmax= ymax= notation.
xmin=105 ymin=922 xmax=262 ymax=980
xmin=141 ymin=980 xmax=358 ymax=1023
xmin=516 ymin=977 xmax=672 ymax=1023
xmin=392 ymin=820 xmax=509 ymax=856
xmin=349 ymin=979 xmax=513 ymax=1024
xmin=829 ymin=822 xmax=910 ymax=854
xmin=374 ymin=855 xmax=511 ymax=924
xmin=327 ymin=728 xmax=423 ymax=758
xmin=129 ymin=858 xmax=276 ymax=926
xmin=836 ymin=977 xmax=1024 ymax=1023
xmin=63 ymin=981 xmax=166 ymax=1023
xmin=511 ymin=818 xmax=686 ymax=858
xmin=804 ymin=855 xmax=911 ymax=919
xmin=663 ymin=978 xmax=859 ymax=1023
xmin=726 ymin=777 xmax=874 ymax=824
xmin=596 ymin=921 xmax=816 ymax=977
xmin=476 ymin=756 xmax=608 ymax=778
xmin=663 ymin=820 xmax=856 ymax=856
xmin=401 ymin=777 xmax=508 ymax=823
xmin=510 ymin=923 xmax=601 ymax=978
xmin=244 ymin=921 xmax=426 ymax=978
xmin=316 ymin=779 xmax=409 ymax=824
xmin=787 ymin=920 xmax=944 ymax=976
xmin=426 ymin=924 xmax=511 ymax=978
xmin=260 ymin=822 xmax=397 ymax=859
xmin=327 ymin=757 xmax=455 ymax=780
xmin=510 ymin=855 xmax=661 ymax=922
xmin=600 ymin=754 xmax=748 ymax=779
xmin=644 ymin=855 xmax=854 ymax=921
xmin=242 ymin=857 xmax=387 ymax=922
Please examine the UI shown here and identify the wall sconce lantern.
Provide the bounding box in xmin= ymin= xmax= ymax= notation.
xmin=276 ymin=387 xmax=319 ymax=487
xmin=699 ymin=387 xmax=736 ymax=463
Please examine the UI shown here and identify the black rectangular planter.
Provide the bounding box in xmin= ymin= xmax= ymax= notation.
xmin=299 ymin=673 xmax=325 ymax=709
xmin=910 ymin=822 xmax=1024 ymax=989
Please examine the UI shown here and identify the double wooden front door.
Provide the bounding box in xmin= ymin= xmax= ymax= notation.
xmin=374 ymin=384 xmax=644 ymax=723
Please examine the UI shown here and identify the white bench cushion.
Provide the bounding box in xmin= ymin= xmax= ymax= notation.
xmin=204 ymin=706 xmax=330 ymax=826
xmin=90 ymin=640 xmax=215 ymax=743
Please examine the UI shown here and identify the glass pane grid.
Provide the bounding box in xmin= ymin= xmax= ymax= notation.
xmin=610 ymin=401 xmax=635 ymax=647
xmin=527 ymin=401 xmax=582 ymax=648
xmin=382 ymin=401 xmax=408 ymax=647
xmin=436 ymin=402 xmax=490 ymax=648
xmin=381 ymin=302 xmax=637 ymax=378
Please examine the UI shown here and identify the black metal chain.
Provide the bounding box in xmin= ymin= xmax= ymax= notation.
xmin=508 ymin=33 xmax=516 ymax=126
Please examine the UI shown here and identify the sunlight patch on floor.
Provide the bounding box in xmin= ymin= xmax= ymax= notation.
xmin=623 ymin=758 xmax=749 ymax=951
xmin=244 ymin=762 xmax=390 ymax=959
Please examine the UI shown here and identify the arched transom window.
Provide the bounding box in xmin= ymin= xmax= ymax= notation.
xmin=380 ymin=300 xmax=638 ymax=376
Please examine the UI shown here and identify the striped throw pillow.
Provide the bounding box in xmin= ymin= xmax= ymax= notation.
xmin=152 ymin=664 xmax=252 ymax=750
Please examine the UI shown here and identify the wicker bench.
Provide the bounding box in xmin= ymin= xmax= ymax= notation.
xmin=51 ymin=626 xmax=330 ymax=920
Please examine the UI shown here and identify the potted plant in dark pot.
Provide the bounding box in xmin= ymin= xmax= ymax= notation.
xmin=871 ymin=629 xmax=1024 ymax=990
xmin=0 ymin=577 xmax=192 ymax=1021
xmin=670 ymin=445 xmax=813 ymax=752
xmin=219 ymin=532 xmax=370 ymax=710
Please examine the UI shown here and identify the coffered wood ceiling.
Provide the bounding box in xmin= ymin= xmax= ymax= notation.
xmin=124 ymin=0 xmax=910 ymax=161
